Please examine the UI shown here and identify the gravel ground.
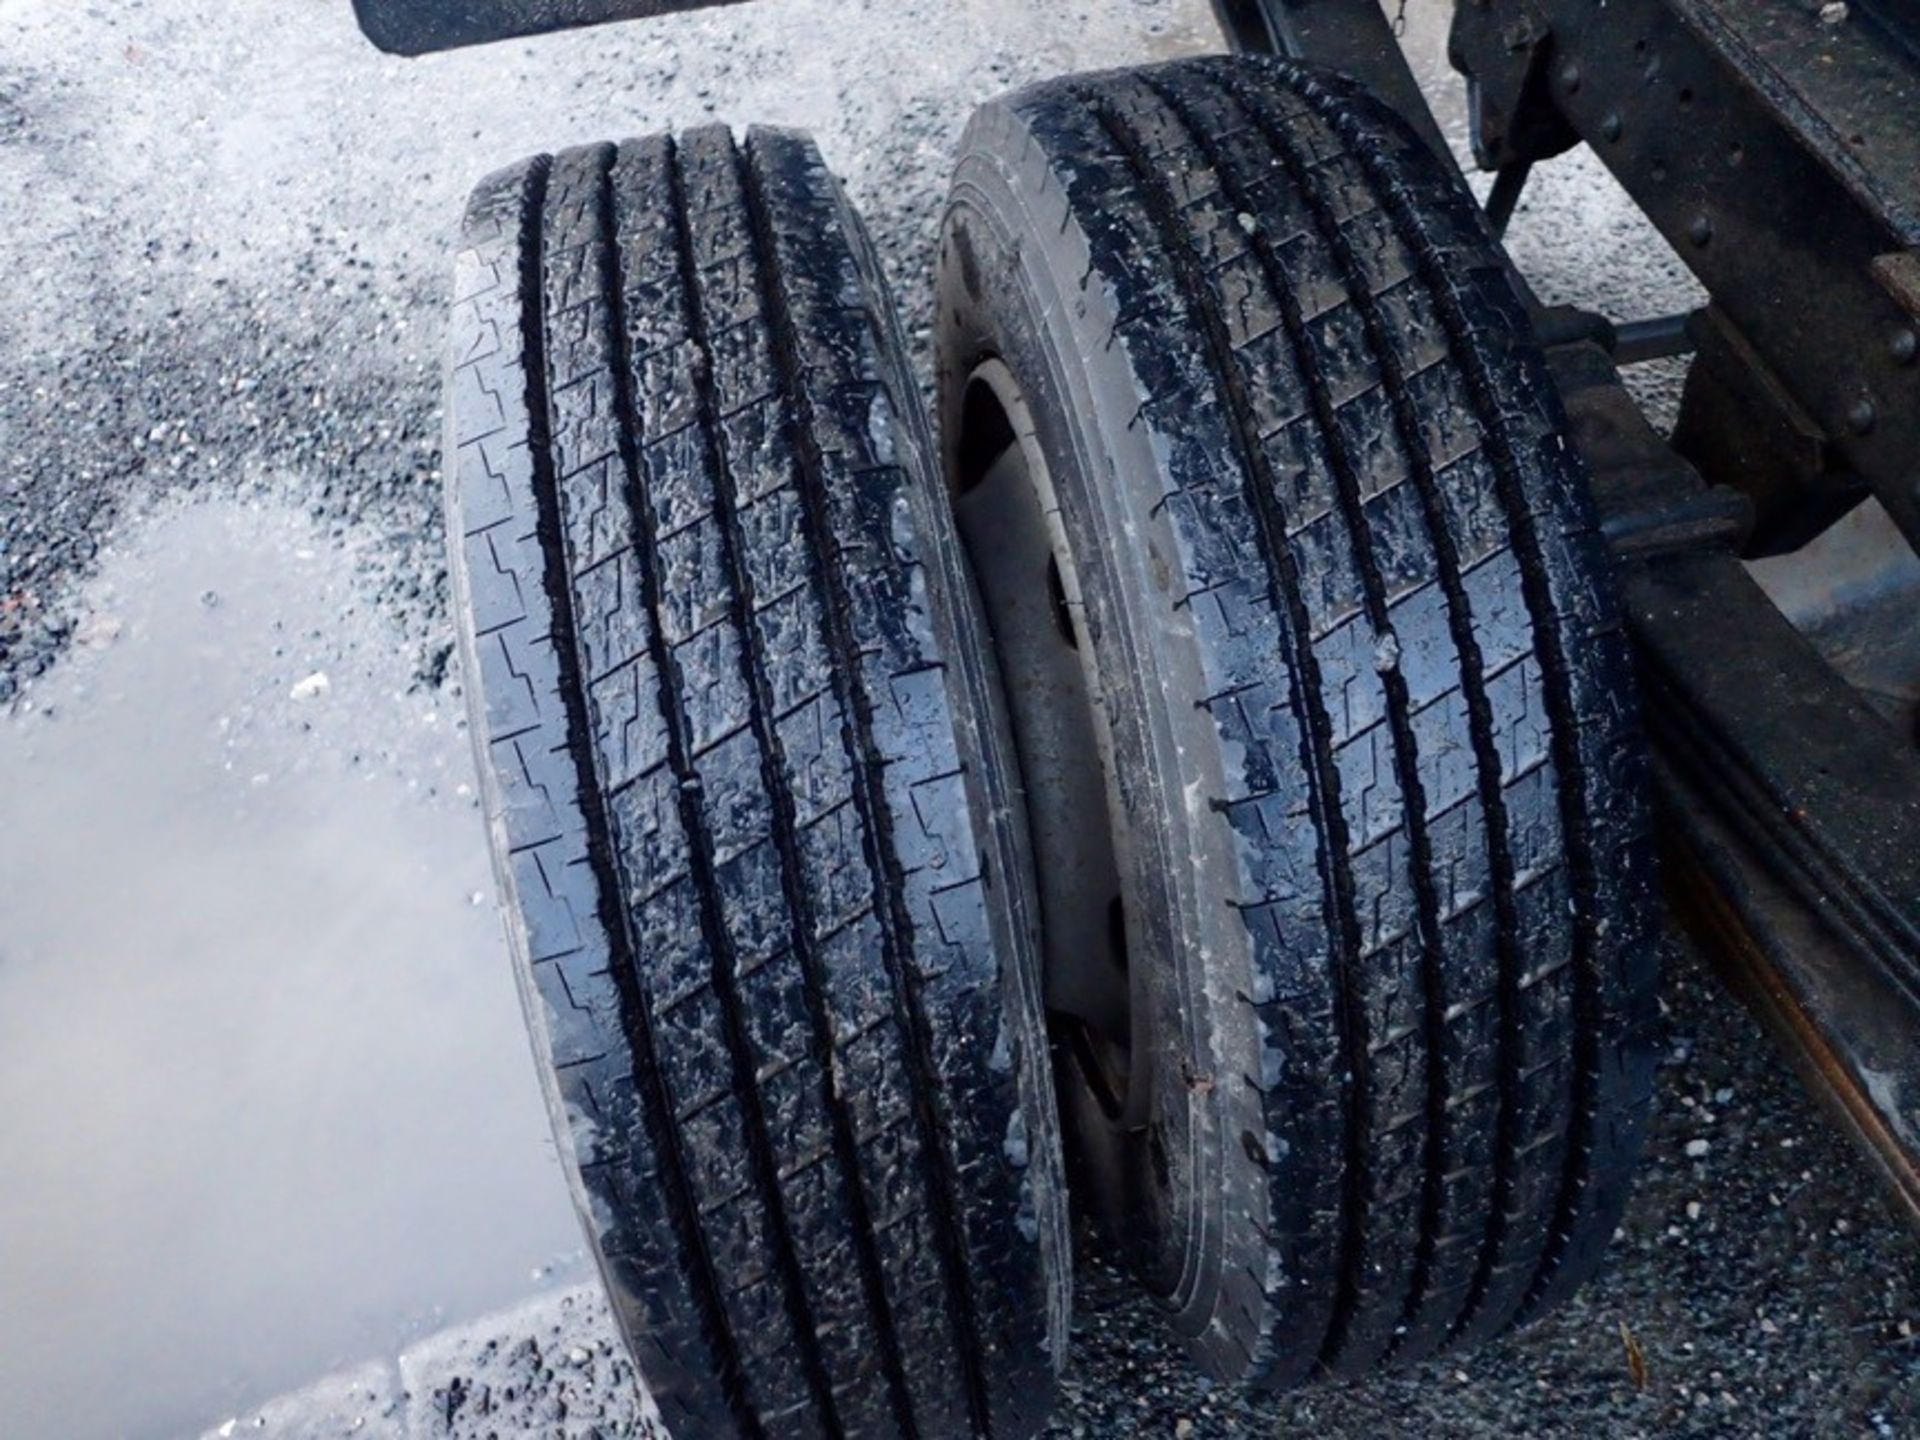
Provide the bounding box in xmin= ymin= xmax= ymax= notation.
xmin=4 ymin=1 xmax=1916 ymax=1436
xmin=0 ymin=0 xmax=1209 ymax=702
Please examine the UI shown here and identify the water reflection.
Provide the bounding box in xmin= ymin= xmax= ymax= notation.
xmin=0 ymin=497 xmax=580 ymax=1440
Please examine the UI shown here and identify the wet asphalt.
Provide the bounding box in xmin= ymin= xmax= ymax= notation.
xmin=1 ymin=1 xmax=1916 ymax=1436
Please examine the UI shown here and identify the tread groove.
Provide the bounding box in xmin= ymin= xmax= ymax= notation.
xmin=1072 ymin=79 xmax=1370 ymax=1378
xmin=1277 ymin=66 xmax=1638 ymax=1329
xmin=603 ymin=137 xmax=843 ymax=1438
xmin=1133 ymin=69 xmax=1455 ymax=1373
xmin=1211 ymin=65 xmax=1539 ymax=1362
xmin=680 ymin=131 xmax=924 ymax=1440
xmin=735 ymin=131 xmax=997 ymax=1438
xmin=513 ymin=153 xmax=762 ymax=1438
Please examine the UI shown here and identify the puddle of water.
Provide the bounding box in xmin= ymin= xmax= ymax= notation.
xmin=0 ymin=496 xmax=581 ymax=1440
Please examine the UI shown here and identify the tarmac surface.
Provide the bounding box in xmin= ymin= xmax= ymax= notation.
xmin=1 ymin=1 xmax=1915 ymax=1436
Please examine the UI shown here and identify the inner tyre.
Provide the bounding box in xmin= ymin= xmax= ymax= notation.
xmin=447 ymin=125 xmax=1069 ymax=1437
xmin=936 ymin=56 xmax=1660 ymax=1388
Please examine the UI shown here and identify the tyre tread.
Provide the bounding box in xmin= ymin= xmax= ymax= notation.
xmin=944 ymin=54 xmax=1658 ymax=1386
xmin=449 ymin=127 xmax=1064 ymax=1439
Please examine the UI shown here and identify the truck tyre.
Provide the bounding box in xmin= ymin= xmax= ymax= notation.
xmin=937 ymin=56 xmax=1659 ymax=1387
xmin=446 ymin=126 xmax=1069 ymax=1438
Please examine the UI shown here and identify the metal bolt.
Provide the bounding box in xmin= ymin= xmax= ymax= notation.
xmin=1688 ymin=214 xmax=1713 ymax=246
xmin=1892 ymin=328 xmax=1918 ymax=366
xmin=1847 ymin=397 xmax=1877 ymax=435
xmin=1561 ymin=61 xmax=1582 ymax=93
xmin=1601 ymin=112 xmax=1623 ymax=142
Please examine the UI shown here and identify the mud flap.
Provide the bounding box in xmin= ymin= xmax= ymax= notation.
xmin=352 ymin=0 xmax=748 ymax=55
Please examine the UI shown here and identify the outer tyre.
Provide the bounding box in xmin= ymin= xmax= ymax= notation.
xmin=936 ymin=56 xmax=1660 ymax=1387
xmin=446 ymin=125 xmax=1069 ymax=1438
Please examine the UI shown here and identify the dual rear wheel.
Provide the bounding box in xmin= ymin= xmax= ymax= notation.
xmin=446 ymin=56 xmax=1659 ymax=1437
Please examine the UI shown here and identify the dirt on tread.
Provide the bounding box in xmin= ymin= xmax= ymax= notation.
xmin=446 ymin=126 xmax=1068 ymax=1439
